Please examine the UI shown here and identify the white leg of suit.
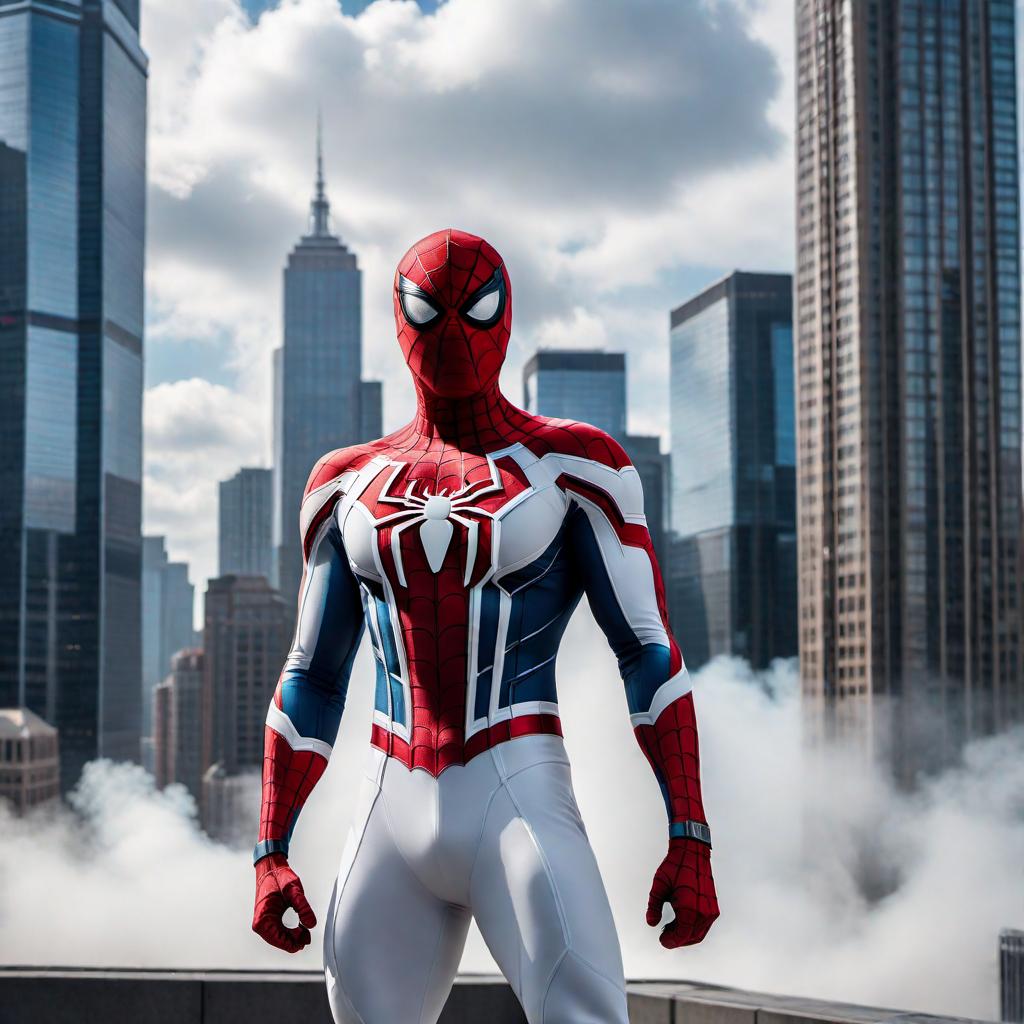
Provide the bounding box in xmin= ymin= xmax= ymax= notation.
xmin=468 ymin=741 xmax=628 ymax=1024
xmin=323 ymin=735 xmax=627 ymax=1024
xmin=323 ymin=749 xmax=472 ymax=1024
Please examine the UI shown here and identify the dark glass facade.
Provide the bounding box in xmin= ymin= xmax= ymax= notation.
xmin=0 ymin=0 xmax=147 ymax=789
xmin=668 ymin=272 xmax=797 ymax=671
xmin=219 ymin=468 xmax=273 ymax=580
xmin=797 ymin=0 xmax=1022 ymax=779
xmin=523 ymin=350 xmax=627 ymax=438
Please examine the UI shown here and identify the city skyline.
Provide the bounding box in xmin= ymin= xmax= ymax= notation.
xmin=140 ymin=0 xmax=792 ymax=601
xmin=0 ymin=2 xmax=1021 ymax=1017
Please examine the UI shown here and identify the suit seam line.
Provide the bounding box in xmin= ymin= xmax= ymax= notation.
xmin=467 ymin=775 xmax=504 ymax=895
xmin=332 ymin=782 xmax=381 ymax=908
xmin=415 ymin=904 xmax=452 ymax=1024
xmin=564 ymin=947 xmax=624 ymax=991
xmin=501 ymin=757 xmax=570 ymax=783
xmin=503 ymin=776 xmax=572 ymax=947
xmin=539 ymin=948 xmax=571 ymax=1024
xmin=323 ymin=785 xmax=379 ymax=1024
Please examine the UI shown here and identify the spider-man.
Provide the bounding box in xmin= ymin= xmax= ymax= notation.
xmin=251 ymin=229 xmax=719 ymax=1023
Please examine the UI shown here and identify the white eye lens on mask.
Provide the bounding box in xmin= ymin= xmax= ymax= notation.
xmin=402 ymin=292 xmax=440 ymax=326
xmin=463 ymin=289 xmax=500 ymax=324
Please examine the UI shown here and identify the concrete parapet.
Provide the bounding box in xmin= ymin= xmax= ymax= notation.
xmin=0 ymin=969 xmax=993 ymax=1024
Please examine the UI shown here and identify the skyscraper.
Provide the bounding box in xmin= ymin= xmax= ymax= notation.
xmin=796 ymin=0 xmax=1022 ymax=776
xmin=219 ymin=468 xmax=273 ymax=580
xmin=0 ymin=0 xmax=147 ymax=788
xmin=201 ymin=575 xmax=291 ymax=777
xmin=199 ymin=573 xmax=290 ymax=840
xmin=141 ymin=537 xmax=195 ymax=745
xmin=668 ymin=272 xmax=796 ymax=671
xmin=153 ymin=648 xmax=204 ymax=805
xmin=360 ymin=379 xmax=384 ymax=442
xmin=272 ymin=125 xmax=382 ymax=603
xmin=523 ymin=349 xmax=627 ymax=438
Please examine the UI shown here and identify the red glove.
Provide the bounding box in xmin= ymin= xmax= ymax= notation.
xmin=646 ymin=839 xmax=719 ymax=948
xmin=252 ymin=853 xmax=317 ymax=953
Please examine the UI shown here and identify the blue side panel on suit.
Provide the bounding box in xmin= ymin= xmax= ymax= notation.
xmin=362 ymin=591 xmax=391 ymax=717
xmin=374 ymin=597 xmax=407 ymax=726
xmin=497 ymin=526 xmax=582 ymax=710
xmin=474 ymin=582 xmax=502 ymax=721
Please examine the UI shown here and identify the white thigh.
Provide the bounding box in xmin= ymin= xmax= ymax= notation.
xmin=324 ymin=774 xmax=470 ymax=1024
xmin=469 ymin=758 xmax=628 ymax=1024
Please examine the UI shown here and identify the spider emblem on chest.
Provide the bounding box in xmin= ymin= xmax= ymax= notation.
xmin=363 ymin=462 xmax=511 ymax=588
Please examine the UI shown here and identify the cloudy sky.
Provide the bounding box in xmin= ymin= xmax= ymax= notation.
xmin=140 ymin=0 xmax=795 ymax=600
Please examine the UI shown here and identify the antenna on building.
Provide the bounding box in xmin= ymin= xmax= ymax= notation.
xmin=310 ymin=106 xmax=331 ymax=237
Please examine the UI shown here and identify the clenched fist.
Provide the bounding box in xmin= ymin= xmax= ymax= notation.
xmin=252 ymin=853 xmax=317 ymax=953
xmin=646 ymin=839 xmax=719 ymax=948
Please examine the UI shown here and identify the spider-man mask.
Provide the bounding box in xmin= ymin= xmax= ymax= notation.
xmin=394 ymin=229 xmax=512 ymax=399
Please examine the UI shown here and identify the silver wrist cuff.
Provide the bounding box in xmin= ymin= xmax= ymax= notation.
xmin=253 ymin=838 xmax=289 ymax=865
xmin=669 ymin=820 xmax=712 ymax=847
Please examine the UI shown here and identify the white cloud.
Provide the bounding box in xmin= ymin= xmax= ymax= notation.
xmin=1 ymin=622 xmax=1019 ymax=1020
xmin=531 ymin=306 xmax=611 ymax=352
xmin=143 ymin=378 xmax=268 ymax=589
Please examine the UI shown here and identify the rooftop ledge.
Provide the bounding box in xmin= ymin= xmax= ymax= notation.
xmin=0 ymin=968 xmax=991 ymax=1024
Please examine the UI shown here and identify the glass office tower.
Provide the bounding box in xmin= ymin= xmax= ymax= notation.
xmin=219 ymin=467 xmax=273 ymax=580
xmin=0 ymin=0 xmax=147 ymax=788
xmin=668 ymin=272 xmax=796 ymax=671
xmin=523 ymin=350 xmax=627 ymax=438
xmin=796 ymin=0 xmax=1022 ymax=778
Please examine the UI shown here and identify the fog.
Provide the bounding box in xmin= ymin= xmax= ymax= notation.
xmin=1 ymin=612 xmax=1021 ymax=1021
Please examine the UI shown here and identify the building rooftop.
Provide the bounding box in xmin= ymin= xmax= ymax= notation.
xmin=523 ymin=349 xmax=626 ymax=375
xmin=0 ymin=969 xmax=993 ymax=1024
xmin=0 ymin=708 xmax=57 ymax=741
xmin=669 ymin=269 xmax=793 ymax=329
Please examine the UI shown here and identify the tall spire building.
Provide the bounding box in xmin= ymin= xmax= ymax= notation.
xmin=272 ymin=125 xmax=382 ymax=604
xmin=0 ymin=0 xmax=147 ymax=788
xmin=795 ymin=0 xmax=1022 ymax=778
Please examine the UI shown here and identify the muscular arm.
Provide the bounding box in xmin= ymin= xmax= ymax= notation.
xmin=252 ymin=482 xmax=365 ymax=953
xmin=564 ymin=450 xmax=719 ymax=948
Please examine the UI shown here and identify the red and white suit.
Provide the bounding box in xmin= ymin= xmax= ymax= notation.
xmin=251 ymin=230 xmax=719 ymax=1024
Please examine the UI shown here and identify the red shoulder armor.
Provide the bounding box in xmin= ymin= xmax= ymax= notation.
xmin=304 ymin=441 xmax=379 ymax=497
xmin=517 ymin=416 xmax=632 ymax=470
